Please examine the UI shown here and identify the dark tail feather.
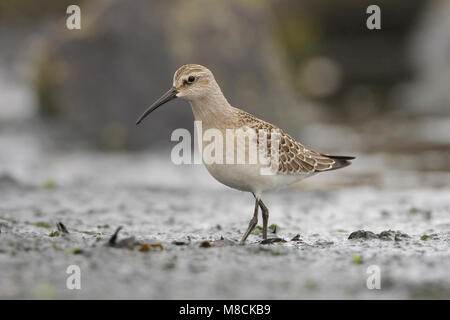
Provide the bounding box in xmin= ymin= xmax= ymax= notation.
xmin=324 ymin=155 xmax=355 ymax=171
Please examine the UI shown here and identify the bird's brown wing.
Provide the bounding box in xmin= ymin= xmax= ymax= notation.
xmin=278 ymin=133 xmax=336 ymax=174
xmin=236 ymin=109 xmax=354 ymax=175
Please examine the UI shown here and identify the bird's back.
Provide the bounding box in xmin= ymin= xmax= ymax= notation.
xmin=231 ymin=107 xmax=355 ymax=176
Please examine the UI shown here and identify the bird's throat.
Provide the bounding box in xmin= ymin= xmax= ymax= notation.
xmin=189 ymin=94 xmax=234 ymax=129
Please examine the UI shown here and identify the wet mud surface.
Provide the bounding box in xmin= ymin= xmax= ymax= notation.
xmin=1 ymin=170 xmax=449 ymax=299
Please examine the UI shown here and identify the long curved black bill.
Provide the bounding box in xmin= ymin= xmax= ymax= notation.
xmin=136 ymin=87 xmax=178 ymax=125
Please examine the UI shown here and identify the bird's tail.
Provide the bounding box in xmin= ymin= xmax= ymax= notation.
xmin=323 ymin=155 xmax=355 ymax=171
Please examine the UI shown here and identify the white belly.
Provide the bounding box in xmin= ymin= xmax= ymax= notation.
xmin=204 ymin=162 xmax=310 ymax=195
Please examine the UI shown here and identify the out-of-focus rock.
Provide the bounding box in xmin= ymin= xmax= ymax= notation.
xmin=396 ymin=0 xmax=450 ymax=115
xmin=348 ymin=230 xmax=411 ymax=241
xmin=34 ymin=0 xmax=302 ymax=150
xmin=348 ymin=230 xmax=377 ymax=240
xmin=378 ymin=230 xmax=410 ymax=241
xmin=272 ymin=0 xmax=425 ymax=118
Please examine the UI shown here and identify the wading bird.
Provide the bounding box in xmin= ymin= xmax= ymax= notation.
xmin=136 ymin=64 xmax=354 ymax=243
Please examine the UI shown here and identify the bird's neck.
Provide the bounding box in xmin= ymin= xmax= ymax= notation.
xmin=189 ymin=91 xmax=234 ymax=129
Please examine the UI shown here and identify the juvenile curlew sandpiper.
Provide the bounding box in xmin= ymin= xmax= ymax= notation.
xmin=136 ymin=64 xmax=354 ymax=243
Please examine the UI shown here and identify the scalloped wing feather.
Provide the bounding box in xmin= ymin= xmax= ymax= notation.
xmin=235 ymin=109 xmax=353 ymax=175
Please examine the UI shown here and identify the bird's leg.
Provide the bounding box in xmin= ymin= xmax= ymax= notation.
xmin=259 ymin=199 xmax=269 ymax=240
xmin=240 ymin=198 xmax=259 ymax=243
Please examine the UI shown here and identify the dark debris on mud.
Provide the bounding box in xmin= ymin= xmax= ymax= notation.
xmin=348 ymin=229 xmax=411 ymax=241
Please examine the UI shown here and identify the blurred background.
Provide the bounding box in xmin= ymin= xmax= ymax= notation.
xmin=0 ymin=0 xmax=449 ymax=188
xmin=1 ymin=0 xmax=450 ymax=300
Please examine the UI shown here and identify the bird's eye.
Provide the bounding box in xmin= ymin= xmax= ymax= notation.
xmin=187 ymin=76 xmax=195 ymax=83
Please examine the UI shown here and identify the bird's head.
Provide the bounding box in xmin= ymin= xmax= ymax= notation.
xmin=136 ymin=64 xmax=217 ymax=125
